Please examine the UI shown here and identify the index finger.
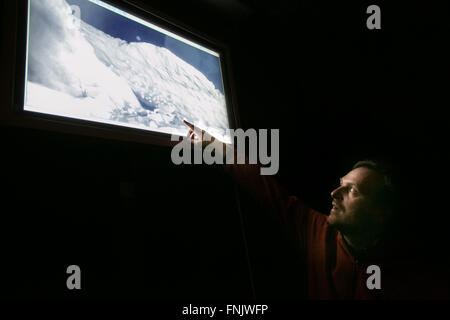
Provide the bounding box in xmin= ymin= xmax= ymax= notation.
xmin=183 ymin=120 xmax=204 ymax=136
xmin=183 ymin=119 xmax=194 ymax=130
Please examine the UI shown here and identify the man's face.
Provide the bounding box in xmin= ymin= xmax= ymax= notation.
xmin=328 ymin=167 xmax=386 ymax=233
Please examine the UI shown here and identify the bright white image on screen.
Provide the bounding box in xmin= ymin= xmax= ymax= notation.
xmin=24 ymin=0 xmax=231 ymax=142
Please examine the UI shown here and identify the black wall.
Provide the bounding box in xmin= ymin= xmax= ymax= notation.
xmin=1 ymin=0 xmax=449 ymax=299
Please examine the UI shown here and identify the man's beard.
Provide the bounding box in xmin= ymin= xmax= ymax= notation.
xmin=327 ymin=211 xmax=360 ymax=235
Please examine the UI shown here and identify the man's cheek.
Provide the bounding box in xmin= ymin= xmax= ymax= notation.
xmin=350 ymin=200 xmax=367 ymax=213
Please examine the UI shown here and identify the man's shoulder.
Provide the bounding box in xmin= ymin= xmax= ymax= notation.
xmin=290 ymin=201 xmax=330 ymax=237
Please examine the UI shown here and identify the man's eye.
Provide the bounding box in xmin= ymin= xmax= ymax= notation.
xmin=350 ymin=187 xmax=357 ymax=194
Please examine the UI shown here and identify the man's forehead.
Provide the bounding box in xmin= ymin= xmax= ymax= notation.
xmin=341 ymin=167 xmax=383 ymax=193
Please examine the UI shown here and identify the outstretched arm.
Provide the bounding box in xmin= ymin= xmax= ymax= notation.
xmin=182 ymin=120 xmax=309 ymax=228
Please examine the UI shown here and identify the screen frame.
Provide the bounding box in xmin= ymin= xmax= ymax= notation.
xmin=6 ymin=0 xmax=240 ymax=147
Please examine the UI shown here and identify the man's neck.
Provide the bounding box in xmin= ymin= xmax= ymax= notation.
xmin=342 ymin=232 xmax=379 ymax=258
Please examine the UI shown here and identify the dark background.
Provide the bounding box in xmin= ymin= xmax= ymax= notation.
xmin=0 ymin=0 xmax=449 ymax=300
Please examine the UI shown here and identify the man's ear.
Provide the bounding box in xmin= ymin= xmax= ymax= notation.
xmin=370 ymin=205 xmax=388 ymax=227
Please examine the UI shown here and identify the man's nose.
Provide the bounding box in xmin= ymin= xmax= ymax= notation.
xmin=331 ymin=186 xmax=343 ymax=199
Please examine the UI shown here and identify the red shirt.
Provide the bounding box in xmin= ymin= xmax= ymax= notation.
xmin=224 ymin=162 xmax=449 ymax=299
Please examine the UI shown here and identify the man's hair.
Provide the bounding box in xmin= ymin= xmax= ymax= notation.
xmin=352 ymin=159 xmax=397 ymax=210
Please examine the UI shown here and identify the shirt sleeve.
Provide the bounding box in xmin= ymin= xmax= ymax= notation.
xmin=223 ymin=161 xmax=317 ymax=251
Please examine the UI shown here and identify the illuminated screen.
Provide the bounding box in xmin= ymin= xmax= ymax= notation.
xmin=24 ymin=0 xmax=231 ymax=142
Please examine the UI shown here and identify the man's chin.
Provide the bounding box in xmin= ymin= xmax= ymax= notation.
xmin=327 ymin=214 xmax=335 ymax=224
xmin=327 ymin=213 xmax=353 ymax=234
xmin=327 ymin=212 xmax=342 ymax=227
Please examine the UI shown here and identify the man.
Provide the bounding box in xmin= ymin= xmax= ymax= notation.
xmin=183 ymin=120 xmax=449 ymax=299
